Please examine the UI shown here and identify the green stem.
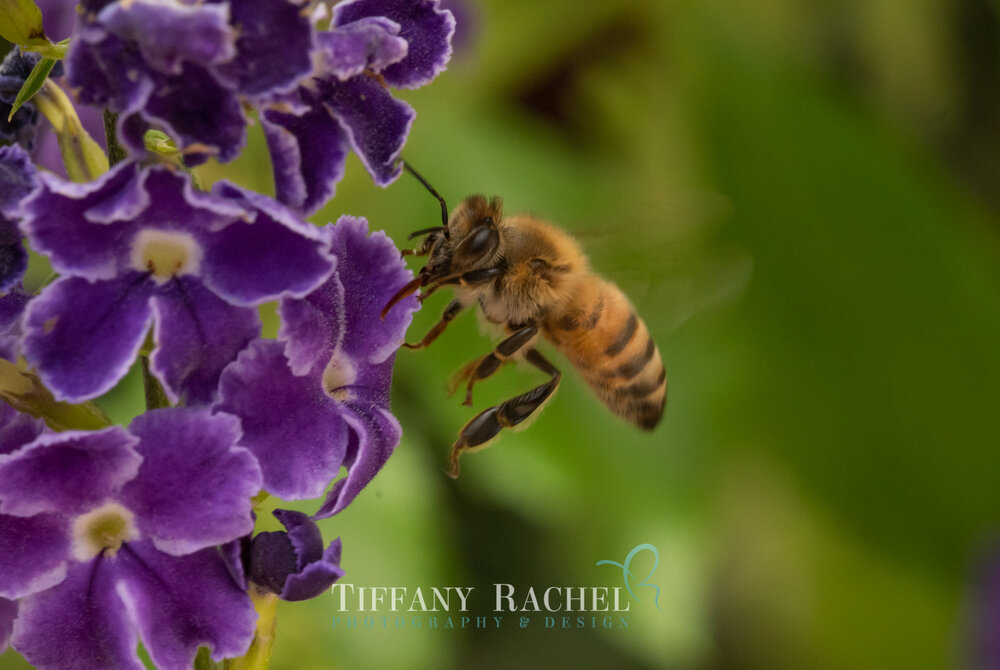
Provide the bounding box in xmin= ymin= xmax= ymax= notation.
xmin=103 ymin=109 xmax=128 ymax=167
xmin=140 ymin=355 xmax=172 ymax=410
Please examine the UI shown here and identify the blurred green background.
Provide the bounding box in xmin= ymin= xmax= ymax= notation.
xmin=8 ymin=0 xmax=1000 ymax=668
xmin=255 ymin=1 xmax=998 ymax=667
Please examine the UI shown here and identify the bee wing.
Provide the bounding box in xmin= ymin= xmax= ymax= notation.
xmin=572 ymin=223 xmax=752 ymax=334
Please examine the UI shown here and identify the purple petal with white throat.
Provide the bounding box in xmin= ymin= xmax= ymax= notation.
xmin=0 ymin=427 xmax=140 ymax=517
xmin=20 ymin=162 xmax=144 ymax=281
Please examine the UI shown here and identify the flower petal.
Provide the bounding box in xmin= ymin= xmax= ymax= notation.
xmin=318 ymin=17 xmax=408 ymax=81
xmin=333 ymin=0 xmax=454 ymax=89
xmin=0 ymin=143 xmax=37 ymax=218
xmin=23 ymin=275 xmax=154 ymax=402
xmin=217 ymin=0 xmax=314 ymax=96
xmin=12 ymin=558 xmax=138 ymax=670
xmin=0 ymin=597 xmax=15 ymax=654
xmin=249 ymin=510 xmax=344 ymax=601
xmin=199 ymin=182 xmax=335 ymax=303
xmin=314 ymin=404 xmax=401 ymax=518
xmin=320 ymin=75 xmax=414 ymax=186
xmin=261 ymin=92 xmax=350 ymax=216
xmin=0 ymin=427 xmax=141 ymax=517
xmin=66 ymin=28 xmax=154 ymax=126
xmin=215 ymin=339 xmax=349 ymax=500
xmin=98 ymin=0 xmax=236 ymax=75
xmin=0 ymin=220 xmax=28 ymax=293
xmin=0 ymin=512 xmax=69 ymax=600
xmin=139 ymin=63 xmax=247 ymax=165
xmin=20 ymin=162 xmax=144 ymax=281
xmin=115 ymin=542 xmax=255 ymax=668
xmin=119 ymin=408 xmax=260 ymax=556
xmin=0 ymin=401 xmax=45 ymax=456
xmin=276 ymin=254 xmax=345 ymax=377
xmin=149 ymin=278 xmax=261 ymax=406
xmin=328 ymin=216 xmax=417 ymax=365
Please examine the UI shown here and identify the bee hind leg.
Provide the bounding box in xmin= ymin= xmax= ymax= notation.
xmin=447 ymin=348 xmax=560 ymax=478
xmin=450 ymin=323 xmax=538 ymax=406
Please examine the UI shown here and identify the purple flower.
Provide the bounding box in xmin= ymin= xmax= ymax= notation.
xmin=0 ymin=144 xmax=38 ymax=293
xmin=0 ymin=49 xmax=56 ymax=151
xmin=0 ymin=285 xmax=30 ymax=363
xmin=65 ymin=0 xmax=314 ymax=165
xmin=19 ymin=161 xmax=335 ymax=405
xmin=968 ymin=544 xmax=1000 ymax=669
xmin=216 ymin=216 xmax=418 ymax=512
xmin=0 ymin=596 xmax=14 ymax=654
xmin=248 ymin=509 xmax=344 ymax=601
xmin=261 ymin=0 xmax=454 ymax=215
xmin=0 ymin=407 xmax=262 ymax=670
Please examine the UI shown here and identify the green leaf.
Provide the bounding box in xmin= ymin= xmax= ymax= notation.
xmin=0 ymin=0 xmax=48 ymax=47
xmin=0 ymin=359 xmax=112 ymax=431
xmin=7 ymin=56 xmax=56 ymax=122
xmin=32 ymin=80 xmax=109 ymax=182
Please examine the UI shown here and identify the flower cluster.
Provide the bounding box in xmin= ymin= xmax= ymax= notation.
xmin=0 ymin=0 xmax=448 ymax=666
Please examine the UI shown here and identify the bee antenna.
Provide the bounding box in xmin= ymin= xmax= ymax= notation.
xmin=402 ymin=160 xmax=450 ymax=230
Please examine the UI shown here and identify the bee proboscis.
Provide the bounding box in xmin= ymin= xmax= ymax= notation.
xmin=383 ymin=164 xmax=667 ymax=477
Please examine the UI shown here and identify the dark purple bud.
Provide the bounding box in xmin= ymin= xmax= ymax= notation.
xmin=248 ymin=509 xmax=344 ymax=601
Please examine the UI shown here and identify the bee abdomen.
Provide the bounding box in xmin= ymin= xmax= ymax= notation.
xmin=551 ymin=283 xmax=666 ymax=430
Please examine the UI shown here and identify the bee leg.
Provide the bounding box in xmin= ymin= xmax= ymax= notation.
xmin=447 ymin=348 xmax=560 ymax=478
xmin=401 ymin=228 xmax=443 ymax=257
xmin=403 ymin=299 xmax=464 ymax=349
xmin=420 ymin=266 xmax=503 ymax=301
xmin=451 ymin=324 xmax=538 ymax=406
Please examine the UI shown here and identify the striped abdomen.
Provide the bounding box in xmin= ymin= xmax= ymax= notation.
xmin=543 ymin=278 xmax=666 ymax=430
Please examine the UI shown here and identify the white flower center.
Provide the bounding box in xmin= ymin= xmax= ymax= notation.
xmin=131 ymin=229 xmax=202 ymax=283
xmin=71 ymin=502 xmax=139 ymax=561
xmin=322 ymin=347 xmax=356 ymax=402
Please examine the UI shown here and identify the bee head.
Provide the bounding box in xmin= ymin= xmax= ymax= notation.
xmin=446 ymin=195 xmax=503 ymax=271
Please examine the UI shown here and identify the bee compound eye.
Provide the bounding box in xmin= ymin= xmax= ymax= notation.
xmin=455 ymin=225 xmax=498 ymax=262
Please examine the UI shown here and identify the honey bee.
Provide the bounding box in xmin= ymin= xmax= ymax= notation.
xmin=383 ymin=164 xmax=666 ymax=477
